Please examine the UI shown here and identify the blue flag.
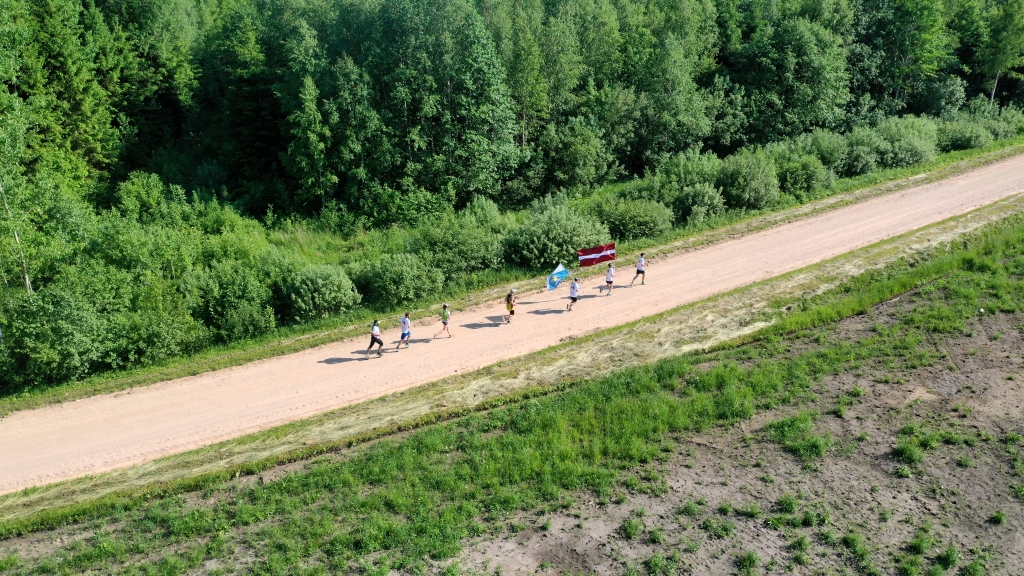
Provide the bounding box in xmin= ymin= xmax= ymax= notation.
xmin=547 ymin=263 xmax=569 ymax=291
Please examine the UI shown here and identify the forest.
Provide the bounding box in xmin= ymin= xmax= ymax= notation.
xmin=1 ymin=0 xmax=1023 ymax=389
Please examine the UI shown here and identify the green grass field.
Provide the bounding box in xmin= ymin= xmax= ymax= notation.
xmin=2 ymin=193 xmax=1023 ymax=575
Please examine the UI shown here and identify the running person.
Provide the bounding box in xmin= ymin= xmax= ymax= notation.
xmin=503 ymin=288 xmax=517 ymax=323
xmin=631 ymin=252 xmax=647 ymax=286
xmin=365 ymin=320 xmax=384 ymax=358
xmin=397 ymin=312 xmax=412 ymax=349
xmin=433 ymin=304 xmax=453 ymax=338
xmin=567 ymin=277 xmax=580 ymax=310
xmin=602 ymin=263 xmax=615 ymax=295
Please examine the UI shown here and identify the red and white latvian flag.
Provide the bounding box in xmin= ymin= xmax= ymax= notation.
xmin=577 ymin=242 xmax=616 ymax=267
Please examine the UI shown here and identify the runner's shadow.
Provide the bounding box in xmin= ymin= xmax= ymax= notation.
xmin=319 ymin=356 xmax=362 ymax=364
xmin=463 ymin=316 xmax=507 ymax=329
xmin=529 ymin=309 xmax=565 ymax=315
xmin=407 ymin=338 xmax=433 ymax=344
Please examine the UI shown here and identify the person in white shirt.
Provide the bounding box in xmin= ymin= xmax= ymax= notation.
xmin=631 ymin=252 xmax=647 ymax=286
xmin=567 ymin=277 xmax=580 ymax=310
xmin=397 ymin=312 xmax=412 ymax=349
xmin=365 ymin=320 xmax=384 ymax=358
xmin=602 ymin=263 xmax=615 ymax=295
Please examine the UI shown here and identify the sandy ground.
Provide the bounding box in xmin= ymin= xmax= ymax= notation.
xmin=1 ymin=155 xmax=1024 ymax=496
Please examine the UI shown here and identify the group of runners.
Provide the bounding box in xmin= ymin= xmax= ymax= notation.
xmin=365 ymin=303 xmax=453 ymax=358
xmin=365 ymin=252 xmax=648 ymax=358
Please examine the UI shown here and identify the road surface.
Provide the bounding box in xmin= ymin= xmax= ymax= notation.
xmin=2 ymin=155 xmax=1024 ymax=494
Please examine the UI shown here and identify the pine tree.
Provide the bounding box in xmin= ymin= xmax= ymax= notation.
xmin=286 ymin=75 xmax=336 ymax=209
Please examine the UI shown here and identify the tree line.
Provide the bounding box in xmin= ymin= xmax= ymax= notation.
xmin=3 ymin=0 xmax=1024 ymax=221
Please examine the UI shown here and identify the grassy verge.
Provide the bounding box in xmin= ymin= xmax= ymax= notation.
xmin=2 ymin=193 xmax=1023 ymax=574
xmin=2 ymin=138 xmax=1022 ymax=417
xmin=2 ymin=195 xmax=1024 ymax=550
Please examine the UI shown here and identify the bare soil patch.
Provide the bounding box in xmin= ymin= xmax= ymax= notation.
xmin=455 ymin=302 xmax=1024 ymax=575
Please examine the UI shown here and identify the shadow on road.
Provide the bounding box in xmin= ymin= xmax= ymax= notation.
xmin=462 ymin=316 xmax=507 ymax=329
xmin=318 ymin=356 xmax=360 ymax=364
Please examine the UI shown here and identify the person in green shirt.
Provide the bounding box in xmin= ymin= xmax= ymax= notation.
xmin=434 ymin=303 xmax=453 ymax=338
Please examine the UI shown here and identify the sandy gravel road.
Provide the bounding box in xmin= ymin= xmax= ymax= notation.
xmin=2 ymin=155 xmax=1024 ymax=495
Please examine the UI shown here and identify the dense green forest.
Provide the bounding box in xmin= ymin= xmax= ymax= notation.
xmin=1 ymin=0 xmax=1024 ymax=389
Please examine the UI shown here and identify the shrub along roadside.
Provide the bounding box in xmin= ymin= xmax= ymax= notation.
xmin=3 ymin=206 xmax=1024 ymax=553
xmin=2 ymin=117 xmax=1019 ymax=392
xmin=2 ymin=138 xmax=1022 ymax=416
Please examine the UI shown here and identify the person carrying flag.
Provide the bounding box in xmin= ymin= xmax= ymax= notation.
xmin=631 ymin=252 xmax=647 ymax=286
xmin=434 ymin=304 xmax=453 ymax=338
xmin=567 ymin=277 xmax=580 ymax=310
xmin=397 ymin=312 xmax=412 ymax=349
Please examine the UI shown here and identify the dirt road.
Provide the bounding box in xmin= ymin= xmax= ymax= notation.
xmin=2 ymin=156 xmax=1024 ymax=495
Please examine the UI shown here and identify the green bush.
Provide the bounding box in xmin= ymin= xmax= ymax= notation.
xmin=463 ymin=196 xmax=517 ymax=235
xmin=286 ymin=265 xmax=361 ymax=323
xmin=810 ymin=129 xmax=849 ymax=173
xmin=876 ymin=116 xmax=938 ymax=168
xmin=504 ymin=203 xmax=610 ymax=269
xmin=672 ymin=183 xmax=726 ymax=225
xmin=844 ymin=127 xmax=886 ymax=176
xmin=963 ymin=96 xmax=1024 ymax=140
xmin=655 ymin=148 xmax=723 ymax=193
xmin=938 ymin=121 xmax=994 ymax=152
xmin=115 ymin=172 xmax=170 ymax=221
xmin=255 ymin=248 xmax=306 ymax=320
xmin=1 ymin=265 xmax=207 ymax=387
xmin=592 ymin=198 xmax=673 ymax=241
xmin=614 ymin=178 xmax=667 ymax=203
xmin=779 ymin=154 xmax=834 ymax=199
xmin=1 ymin=289 xmax=105 ymax=387
xmin=718 ymin=148 xmax=779 ymax=209
xmin=184 ymin=259 xmax=276 ymax=342
xmin=350 ymin=253 xmax=444 ymax=309
xmin=414 ymin=211 xmax=504 ymax=279
xmin=996 ymin=106 xmax=1024 ymax=135
xmin=102 ymin=274 xmax=209 ymax=369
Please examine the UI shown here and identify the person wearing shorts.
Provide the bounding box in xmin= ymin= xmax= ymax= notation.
xmin=603 ymin=263 xmax=614 ymax=295
xmin=365 ymin=320 xmax=384 ymax=358
xmin=503 ymin=288 xmax=516 ymax=323
xmin=631 ymin=253 xmax=646 ymax=286
xmin=397 ymin=312 xmax=412 ymax=349
xmin=567 ymin=278 xmax=580 ymax=310
xmin=434 ymin=304 xmax=453 ymax=338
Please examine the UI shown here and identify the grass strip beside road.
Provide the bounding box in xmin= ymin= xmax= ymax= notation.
xmin=1 ymin=197 xmax=1023 ymax=543
xmin=3 ymin=201 xmax=1024 ymax=574
xmin=2 ymin=138 xmax=1022 ymax=417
